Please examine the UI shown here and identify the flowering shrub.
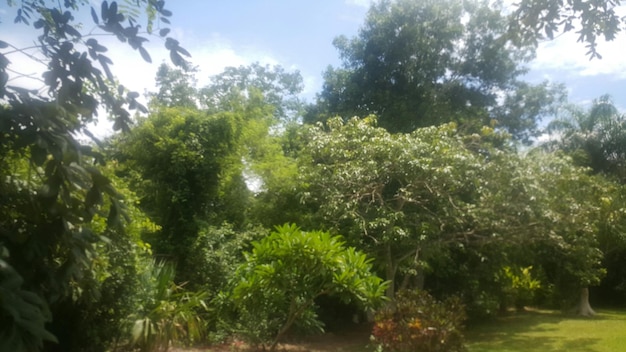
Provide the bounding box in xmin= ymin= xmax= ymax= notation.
xmin=372 ymin=289 xmax=467 ymax=352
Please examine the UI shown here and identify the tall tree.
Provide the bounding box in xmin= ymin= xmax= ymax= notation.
xmin=297 ymin=117 xmax=511 ymax=297
xmin=523 ymin=151 xmax=608 ymax=316
xmin=198 ymin=63 xmax=303 ymax=226
xmin=150 ymin=63 xmax=199 ymax=109
xmin=294 ymin=117 xmax=608 ymax=318
xmin=200 ymin=62 xmax=304 ymax=123
xmin=308 ymin=0 xmax=563 ymax=142
xmin=110 ymin=63 xmax=304 ymax=283
xmin=108 ymin=107 xmax=235 ymax=282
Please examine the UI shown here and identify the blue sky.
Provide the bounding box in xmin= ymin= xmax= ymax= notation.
xmin=158 ymin=0 xmax=626 ymax=108
xmin=153 ymin=0 xmax=372 ymax=97
xmin=2 ymin=0 xmax=626 ymax=137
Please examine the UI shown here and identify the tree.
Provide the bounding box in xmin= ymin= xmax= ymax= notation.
xmin=108 ymin=107 xmax=235 ymax=282
xmin=595 ymin=182 xmax=626 ymax=305
xmin=308 ymin=0 xmax=562 ymax=142
xmin=298 ymin=117 xmax=495 ymax=297
xmin=542 ymin=96 xmax=626 ymax=312
xmin=229 ymin=224 xmax=387 ymax=351
xmin=294 ymin=117 xmax=609 ymax=319
xmin=150 ymin=63 xmax=199 ymax=109
xmin=44 ymin=164 xmax=160 ymax=352
xmin=198 ymin=63 xmax=304 ymax=226
xmin=111 ymin=62 xmax=303 ymax=286
xmin=545 ymin=95 xmax=626 ymax=183
xmin=200 ymin=62 xmax=304 ymax=123
xmin=509 ymin=0 xmax=624 ymax=59
xmin=523 ymin=151 xmax=607 ymax=316
xmin=0 ymin=1 xmax=187 ymax=349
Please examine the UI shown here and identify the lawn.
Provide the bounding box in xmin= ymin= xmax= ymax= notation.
xmin=181 ymin=308 xmax=626 ymax=351
xmin=466 ymin=308 xmax=626 ymax=352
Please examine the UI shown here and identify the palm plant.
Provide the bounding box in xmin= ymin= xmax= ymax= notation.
xmin=129 ymin=259 xmax=208 ymax=352
xmin=545 ymin=95 xmax=626 ymax=182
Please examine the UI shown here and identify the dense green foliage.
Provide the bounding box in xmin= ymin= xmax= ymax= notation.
xmin=0 ymin=0 xmax=190 ymax=350
xmin=546 ymin=95 xmax=626 ymax=183
xmin=308 ymin=0 xmax=565 ymax=143
xmin=129 ymin=260 xmax=208 ymax=352
xmin=297 ymin=117 xmax=491 ymax=296
xmin=2 ymin=0 xmax=626 ymax=351
xmin=109 ymin=107 xmax=236 ymax=279
xmin=229 ymin=224 xmax=387 ymax=351
xmin=293 ymin=117 xmax=613 ymax=315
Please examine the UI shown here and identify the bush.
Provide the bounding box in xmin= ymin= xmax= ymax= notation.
xmin=182 ymin=223 xmax=265 ymax=294
xmin=229 ymin=224 xmax=387 ymax=351
xmin=372 ymin=289 xmax=467 ymax=352
xmin=497 ymin=265 xmax=542 ymax=311
xmin=129 ymin=259 xmax=209 ymax=352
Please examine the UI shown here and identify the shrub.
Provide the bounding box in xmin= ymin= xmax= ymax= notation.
xmin=497 ymin=265 xmax=542 ymax=311
xmin=182 ymin=223 xmax=265 ymax=294
xmin=372 ymin=289 xmax=467 ymax=352
xmin=229 ymin=224 xmax=387 ymax=351
xmin=129 ymin=259 xmax=209 ymax=352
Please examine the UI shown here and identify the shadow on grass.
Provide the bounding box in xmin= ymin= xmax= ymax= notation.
xmin=466 ymin=309 xmax=603 ymax=352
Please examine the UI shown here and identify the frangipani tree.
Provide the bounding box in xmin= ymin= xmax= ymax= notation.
xmin=230 ymin=224 xmax=387 ymax=351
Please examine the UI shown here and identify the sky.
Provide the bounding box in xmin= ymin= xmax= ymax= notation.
xmin=1 ymin=0 xmax=626 ymax=137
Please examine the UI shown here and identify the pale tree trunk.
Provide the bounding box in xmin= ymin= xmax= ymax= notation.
xmin=399 ymin=248 xmax=424 ymax=291
xmin=385 ymin=245 xmax=423 ymax=297
xmin=385 ymin=244 xmax=397 ymax=298
xmin=574 ymin=287 xmax=596 ymax=316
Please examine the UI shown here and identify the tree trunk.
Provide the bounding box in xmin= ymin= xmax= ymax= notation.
xmin=385 ymin=244 xmax=397 ymax=298
xmin=415 ymin=265 xmax=424 ymax=290
xmin=574 ymin=287 xmax=596 ymax=316
xmin=399 ymin=248 xmax=424 ymax=291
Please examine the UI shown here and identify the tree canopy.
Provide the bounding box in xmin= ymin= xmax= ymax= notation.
xmin=307 ymin=0 xmax=565 ymax=143
xmin=545 ymin=95 xmax=626 ymax=183
xmin=292 ymin=117 xmax=610 ymax=308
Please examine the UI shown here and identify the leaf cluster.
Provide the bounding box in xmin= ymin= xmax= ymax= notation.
xmin=510 ymin=0 xmax=624 ymax=59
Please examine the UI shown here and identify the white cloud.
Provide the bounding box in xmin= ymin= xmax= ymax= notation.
xmin=345 ymin=0 xmax=374 ymax=8
xmin=300 ymin=74 xmax=319 ymax=101
xmin=530 ymin=5 xmax=626 ymax=79
xmin=531 ymin=31 xmax=626 ymax=79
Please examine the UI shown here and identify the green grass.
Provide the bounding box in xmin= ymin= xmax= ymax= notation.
xmin=466 ymin=308 xmax=626 ymax=352
xmin=197 ymin=309 xmax=626 ymax=351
